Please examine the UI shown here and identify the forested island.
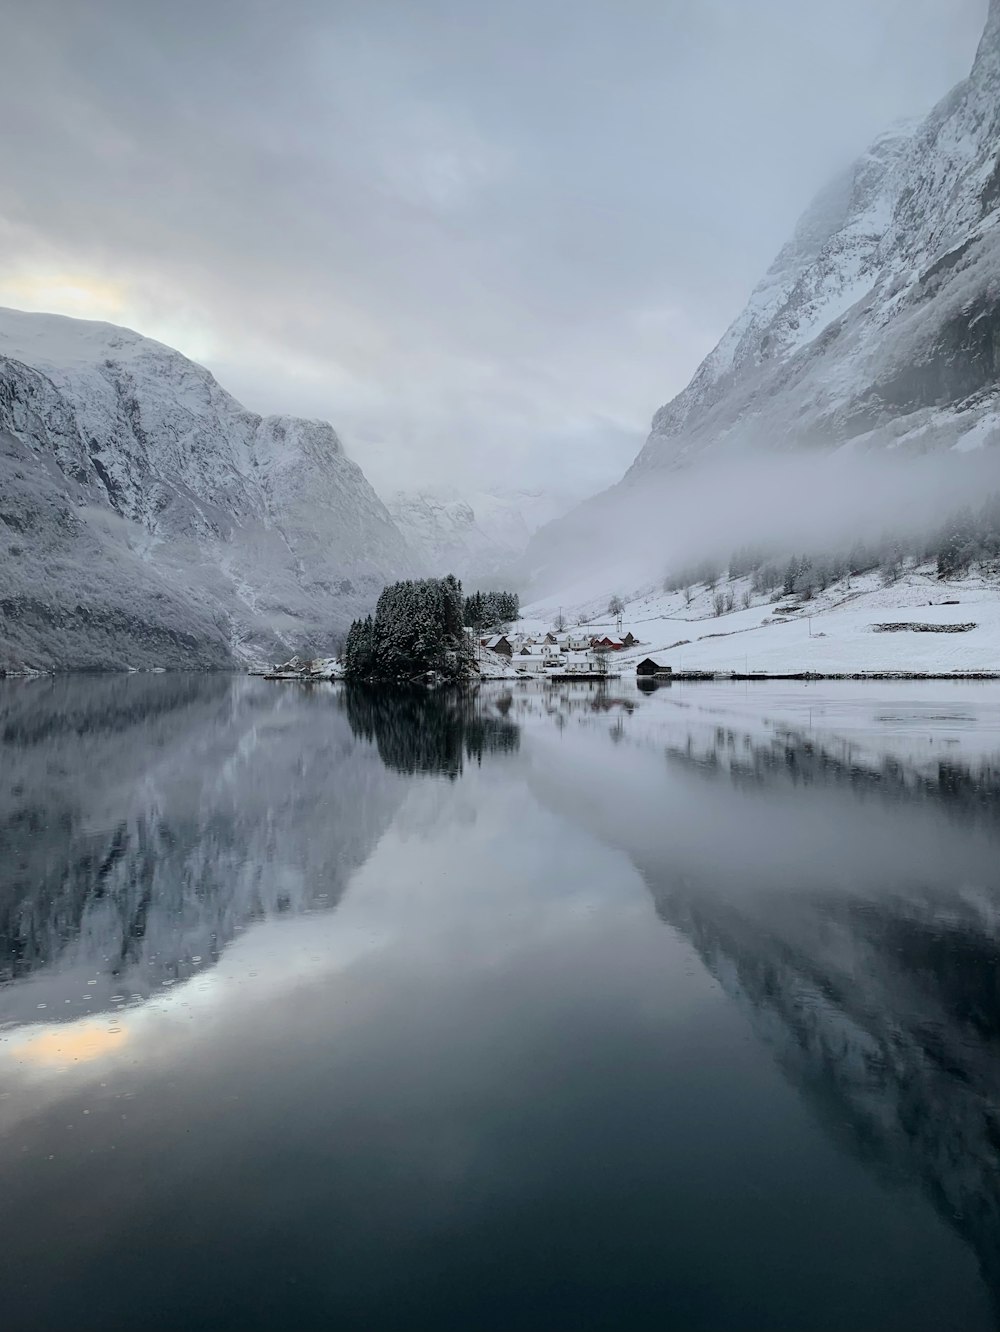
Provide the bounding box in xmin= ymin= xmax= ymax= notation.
xmin=342 ymin=576 xmax=519 ymax=683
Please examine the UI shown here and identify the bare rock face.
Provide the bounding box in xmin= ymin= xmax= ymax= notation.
xmin=0 ymin=309 xmax=416 ymax=670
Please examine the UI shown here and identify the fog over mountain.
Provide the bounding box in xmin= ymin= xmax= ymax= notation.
xmin=526 ymin=0 xmax=1000 ymax=598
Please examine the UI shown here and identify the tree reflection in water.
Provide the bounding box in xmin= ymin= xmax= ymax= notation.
xmin=341 ymin=685 xmax=520 ymax=777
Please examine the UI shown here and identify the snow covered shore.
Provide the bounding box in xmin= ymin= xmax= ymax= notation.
xmin=520 ymin=568 xmax=1000 ymax=679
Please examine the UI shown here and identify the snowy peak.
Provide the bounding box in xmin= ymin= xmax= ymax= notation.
xmin=976 ymin=0 xmax=1000 ymax=73
xmin=0 ymin=309 xmax=260 ymax=530
xmin=0 ymin=307 xmax=414 ymax=669
xmin=880 ymin=12 xmax=1000 ymax=278
xmin=637 ymin=121 xmax=916 ymax=465
xmin=628 ymin=1 xmax=1000 ymax=477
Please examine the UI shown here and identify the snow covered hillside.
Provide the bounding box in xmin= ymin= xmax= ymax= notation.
xmin=0 ymin=308 xmax=415 ymax=671
xmin=527 ymin=1 xmax=1000 ymax=592
xmin=521 ymin=567 xmax=1000 ymax=677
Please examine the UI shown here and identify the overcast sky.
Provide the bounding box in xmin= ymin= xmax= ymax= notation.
xmin=0 ymin=0 xmax=989 ymax=501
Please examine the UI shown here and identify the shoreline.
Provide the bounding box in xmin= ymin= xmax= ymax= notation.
xmin=667 ymin=670 xmax=1000 ymax=682
xmin=3 ymin=666 xmax=999 ymax=684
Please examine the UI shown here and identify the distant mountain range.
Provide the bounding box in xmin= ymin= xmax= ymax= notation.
xmin=388 ymin=487 xmax=568 ymax=584
xmin=527 ymin=0 xmax=1000 ymax=588
xmin=0 ymin=308 xmax=415 ymax=670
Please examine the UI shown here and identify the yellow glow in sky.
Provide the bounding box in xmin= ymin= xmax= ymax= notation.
xmin=0 ymin=268 xmax=223 ymax=365
xmin=0 ymin=272 xmax=130 ymax=321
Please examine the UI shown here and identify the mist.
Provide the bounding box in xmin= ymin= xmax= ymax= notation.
xmin=522 ymin=446 xmax=1000 ymax=607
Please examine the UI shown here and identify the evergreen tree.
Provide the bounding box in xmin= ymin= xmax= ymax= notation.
xmin=343 ymin=575 xmax=473 ymax=681
xmin=462 ymin=587 xmax=519 ymax=630
xmin=782 ymin=556 xmax=800 ymax=596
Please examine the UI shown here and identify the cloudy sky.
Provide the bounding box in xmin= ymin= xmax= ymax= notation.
xmin=1 ymin=0 xmax=989 ymax=501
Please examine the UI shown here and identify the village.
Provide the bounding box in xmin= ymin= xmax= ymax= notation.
xmin=262 ymin=588 xmax=675 ymax=684
xmin=474 ymin=627 xmax=671 ymax=680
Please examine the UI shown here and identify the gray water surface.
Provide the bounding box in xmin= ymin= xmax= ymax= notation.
xmin=2 ymin=675 xmax=1000 ymax=1331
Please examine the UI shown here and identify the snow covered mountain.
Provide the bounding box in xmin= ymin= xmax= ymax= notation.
xmin=635 ymin=0 xmax=1000 ymax=472
xmin=527 ymin=1 xmax=1000 ymax=588
xmin=0 ymin=309 xmax=415 ymax=670
xmin=389 ymin=486 xmax=567 ymax=582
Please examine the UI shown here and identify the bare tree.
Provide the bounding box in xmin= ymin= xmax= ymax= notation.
xmin=608 ymin=594 xmax=625 ymax=616
xmin=683 ymin=586 xmax=693 ymax=606
xmin=712 ymin=591 xmax=727 ymax=617
xmin=554 ymin=611 xmax=567 ymax=631
xmin=740 ymin=588 xmax=751 ymax=610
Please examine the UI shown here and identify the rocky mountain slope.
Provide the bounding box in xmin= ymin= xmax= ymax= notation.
xmin=634 ymin=0 xmax=1000 ymax=474
xmin=527 ymin=0 xmax=1000 ymax=588
xmin=0 ymin=309 xmax=415 ymax=671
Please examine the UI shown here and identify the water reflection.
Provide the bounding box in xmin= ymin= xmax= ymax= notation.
xmin=665 ymin=714 xmax=1000 ymax=826
xmin=341 ymin=685 xmax=520 ymax=776
xmin=2 ymin=676 xmax=1000 ymax=1328
xmin=523 ymin=683 xmax=1000 ymax=1319
xmin=0 ymin=674 xmax=406 ymax=1023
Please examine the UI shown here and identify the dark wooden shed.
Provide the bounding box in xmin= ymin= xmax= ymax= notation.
xmin=636 ymin=657 xmax=671 ymax=677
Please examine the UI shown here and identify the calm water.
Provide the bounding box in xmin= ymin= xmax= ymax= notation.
xmin=2 ymin=675 xmax=1000 ymax=1331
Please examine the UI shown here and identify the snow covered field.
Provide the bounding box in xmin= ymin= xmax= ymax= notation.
xmin=520 ymin=567 xmax=1000 ymax=677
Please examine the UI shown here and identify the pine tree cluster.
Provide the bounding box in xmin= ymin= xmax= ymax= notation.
xmin=462 ymin=589 xmax=519 ymax=631
xmin=343 ymin=574 xmax=471 ymax=681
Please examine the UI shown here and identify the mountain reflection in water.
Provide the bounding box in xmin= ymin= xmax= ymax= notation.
xmin=1 ymin=675 xmax=999 ymax=1331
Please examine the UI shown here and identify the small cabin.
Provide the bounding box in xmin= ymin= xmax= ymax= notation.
xmin=622 ymin=631 xmax=638 ymax=647
xmin=591 ymin=635 xmax=624 ymax=651
xmin=636 ymin=657 xmax=672 ymax=677
xmin=484 ymin=634 xmax=513 ymax=657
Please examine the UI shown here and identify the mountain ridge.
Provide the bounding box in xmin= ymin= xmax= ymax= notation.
xmin=634 ymin=0 xmax=1000 ymax=475
xmin=0 ymin=308 xmax=416 ymax=671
